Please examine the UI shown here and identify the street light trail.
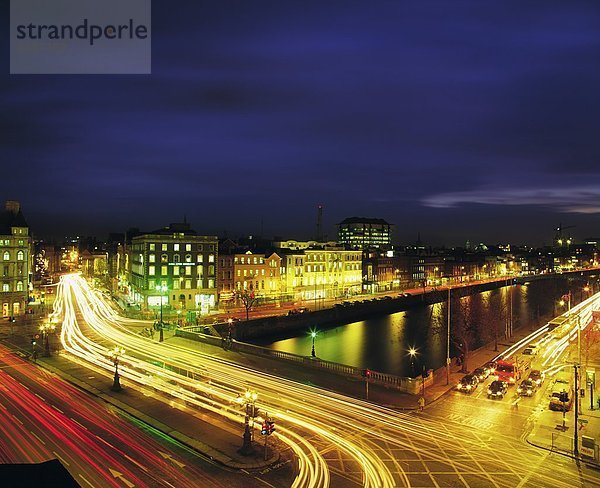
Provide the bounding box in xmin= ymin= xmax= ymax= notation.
xmin=0 ymin=344 xmax=231 ymax=487
xmin=57 ymin=274 xmax=599 ymax=488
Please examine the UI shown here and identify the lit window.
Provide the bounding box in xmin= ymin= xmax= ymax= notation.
xmin=197 ymin=254 xmax=203 ymax=263
xmin=185 ymin=279 xmax=191 ymax=289
xmin=148 ymin=279 xmax=155 ymax=289
xmin=185 ymin=244 xmax=192 ymax=251
xmin=208 ymin=279 xmax=214 ymax=289
xmin=208 ymin=255 xmax=215 ymax=263
xmin=3 ymin=252 xmax=9 ymax=261
xmin=149 ymin=266 xmax=155 ymax=276
xmin=174 ymin=244 xmax=180 ymax=251
xmin=2 ymin=284 xmax=9 ymax=292
xmin=17 ymin=251 xmax=24 ymax=261
xmin=161 ymin=266 xmax=168 ymax=275
xmin=208 ymin=265 xmax=215 ymax=275
xmin=161 ymin=254 xmax=168 ymax=263
xmin=16 ymin=281 xmax=23 ymax=291
xmin=174 ymin=266 xmax=180 ymax=276
xmin=197 ymin=265 xmax=204 ymax=276
xmin=185 ymin=266 xmax=191 ymax=276
xmin=162 ymin=243 xmax=168 ymax=251
xmin=149 ymin=243 xmax=156 ymax=251
xmin=173 ymin=280 xmax=180 ymax=290
xmin=149 ymin=254 xmax=155 ymax=263
xmin=185 ymin=254 xmax=192 ymax=263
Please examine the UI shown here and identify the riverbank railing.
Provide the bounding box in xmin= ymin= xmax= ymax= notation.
xmin=177 ymin=326 xmax=432 ymax=394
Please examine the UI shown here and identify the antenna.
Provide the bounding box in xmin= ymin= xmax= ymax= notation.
xmin=316 ymin=205 xmax=324 ymax=241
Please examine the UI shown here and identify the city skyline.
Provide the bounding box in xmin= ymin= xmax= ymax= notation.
xmin=3 ymin=2 xmax=600 ymax=244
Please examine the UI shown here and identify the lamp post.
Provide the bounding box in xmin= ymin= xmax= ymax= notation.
xmin=408 ymin=347 xmax=417 ymax=377
xmin=109 ymin=346 xmax=125 ymax=392
xmin=310 ymin=329 xmax=317 ymax=358
xmin=446 ymin=287 xmax=451 ymax=385
xmin=237 ymin=389 xmax=258 ymax=456
xmin=39 ymin=322 xmax=56 ymax=357
xmin=156 ymin=284 xmax=168 ymax=342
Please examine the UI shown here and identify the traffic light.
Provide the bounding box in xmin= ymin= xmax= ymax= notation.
xmin=31 ymin=337 xmax=37 ymax=346
xmin=364 ymin=368 xmax=371 ymax=379
xmin=261 ymin=419 xmax=276 ymax=435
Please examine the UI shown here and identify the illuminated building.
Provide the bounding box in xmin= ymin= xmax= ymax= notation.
xmin=337 ymin=217 xmax=392 ymax=250
xmin=0 ymin=201 xmax=31 ymax=317
xmin=129 ymin=222 xmax=218 ymax=314
xmin=276 ymin=241 xmax=362 ymax=300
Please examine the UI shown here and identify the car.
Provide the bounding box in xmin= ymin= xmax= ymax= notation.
xmin=483 ymin=361 xmax=497 ymax=375
xmin=522 ymin=344 xmax=538 ymax=355
xmin=528 ymin=369 xmax=545 ymax=386
xmin=456 ymin=374 xmax=478 ymax=393
xmin=517 ymin=379 xmax=536 ymax=397
xmin=487 ymin=380 xmax=508 ymax=399
xmin=472 ymin=367 xmax=489 ymax=382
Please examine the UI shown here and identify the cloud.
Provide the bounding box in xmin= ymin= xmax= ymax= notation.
xmin=422 ymin=185 xmax=600 ymax=214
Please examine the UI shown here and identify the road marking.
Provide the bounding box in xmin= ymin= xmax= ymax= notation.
xmin=31 ymin=431 xmax=46 ymax=445
xmin=53 ymin=451 xmax=70 ymax=467
xmin=109 ymin=468 xmax=135 ymax=488
xmin=34 ymin=393 xmax=46 ymax=402
xmin=71 ymin=418 xmax=88 ymax=431
xmin=158 ymin=451 xmax=186 ymax=468
xmin=78 ymin=474 xmax=94 ymax=488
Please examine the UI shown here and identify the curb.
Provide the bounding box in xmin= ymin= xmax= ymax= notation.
xmin=38 ymin=358 xmax=281 ymax=471
xmin=525 ymin=433 xmax=600 ymax=469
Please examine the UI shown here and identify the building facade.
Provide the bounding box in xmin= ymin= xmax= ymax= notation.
xmin=0 ymin=201 xmax=31 ymax=317
xmin=276 ymin=242 xmax=362 ymax=301
xmin=337 ymin=217 xmax=392 ymax=249
xmin=128 ymin=223 xmax=218 ymax=314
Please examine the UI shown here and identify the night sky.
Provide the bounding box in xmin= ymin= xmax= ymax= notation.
xmin=2 ymin=1 xmax=600 ymax=245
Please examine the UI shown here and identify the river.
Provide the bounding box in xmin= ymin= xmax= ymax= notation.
xmin=256 ymin=277 xmax=590 ymax=377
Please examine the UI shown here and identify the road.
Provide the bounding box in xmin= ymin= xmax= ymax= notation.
xmin=0 ymin=342 xmax=243 ymax=487
xmin=55 ymin=273 xmax=600 ymax=487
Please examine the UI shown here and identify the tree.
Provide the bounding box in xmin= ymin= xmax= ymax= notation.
xmin=583 ymin=315 xmax=600 ymax=369
xmin=451 ymin=295 xmax=479 ymax=373
xmin=236 ymin=289 xmax=258 ymax=321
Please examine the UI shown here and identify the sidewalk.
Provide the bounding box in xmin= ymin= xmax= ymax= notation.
xmin=525 ymin=339 xmax=600 ymax=467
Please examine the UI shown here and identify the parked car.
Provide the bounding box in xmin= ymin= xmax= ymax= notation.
xmin=472 ymin=367 xmax=489 ymax=382
xmin=549 ymin=378 xmax=573 ymax=411
xmin=522 ymin=344 xmax=538 ymax=355
xmin=456 ymin=374 xmax=479 ymax=393
xmin=528 ymin=369 xmax=545 ymax=386
xmin=517 ymin=379 xmax=536 ymax=397
xmin=483 ymin=361 xmax=498 ymax=375
xmin=487 ymin=380 xmax=508 ymax=399
xmin=287 ymin=307 xmax=310 ymax=315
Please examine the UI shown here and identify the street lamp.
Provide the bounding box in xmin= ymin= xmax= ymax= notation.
xmin=310 ymin=328 xmax=318 ymax=358
xmin=408 ymin=347 xmax=417 ymax=377
xmin=39 ymin=322 xmax=56 ymax=357
xmin=237 ymin=389 xmax=258 ymax=456
xmin=156 ymin=284 xmax=168 ymax=342
xmin=109 ymin=346 xmax=125 ymax=392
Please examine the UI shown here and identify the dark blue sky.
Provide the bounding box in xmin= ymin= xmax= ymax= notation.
xmin=3 ymin=1 xmax=600 ymax=245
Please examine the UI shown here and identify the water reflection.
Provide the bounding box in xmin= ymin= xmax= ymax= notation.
xmin=261 ymin=278 xmax=586 ymax=376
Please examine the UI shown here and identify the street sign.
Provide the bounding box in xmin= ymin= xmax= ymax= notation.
xmin=586 ymin=370 xmax=595 ymax=386
xmin=581 ymin=436 xmax=595 ymax=458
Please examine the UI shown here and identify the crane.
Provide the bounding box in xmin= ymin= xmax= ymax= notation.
xmin=554 ymin=223 xmax=575 ymax=246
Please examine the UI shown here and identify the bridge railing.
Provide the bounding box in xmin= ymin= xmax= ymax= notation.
xmin=177 ymin=326 xmax=432 ymax=394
